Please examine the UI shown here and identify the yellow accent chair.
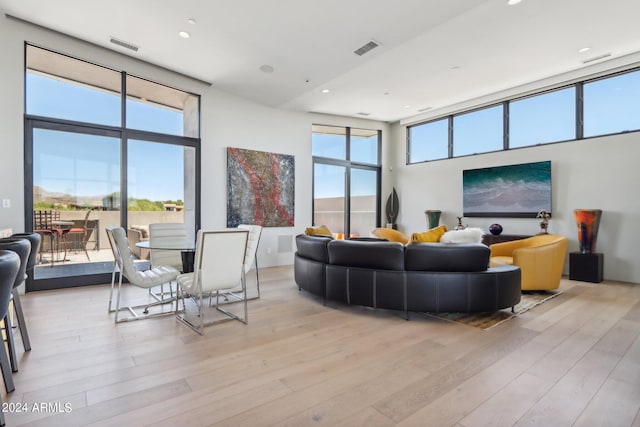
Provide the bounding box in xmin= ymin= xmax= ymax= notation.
xmin=370 ymin=227 xmax=410 ymax=245
xmin=489 ymin=234 xmax=568 ymax=291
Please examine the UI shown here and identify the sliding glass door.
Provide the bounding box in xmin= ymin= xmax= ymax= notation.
xmin=28 ymin=123 xmax=122 ymax=289
xmin=127 ymin=139 xmax=197 ymax=259
xmin=24 ymin=44 xmax=200 ymax=291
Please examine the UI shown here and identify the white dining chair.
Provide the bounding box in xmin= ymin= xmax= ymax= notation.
xmin=176 ymin=229 xmax=248 ymax=335
xmin=106 ymin=226 xmax=180 ymax=323
xmin=148 ymin=223 xmax=189 ymax=301
xmin=237 ymin=224 xmax=262 ymax=298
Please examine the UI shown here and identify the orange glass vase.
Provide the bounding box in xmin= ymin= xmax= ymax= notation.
xmin=574 ymin=209 xmax=602 ymax=254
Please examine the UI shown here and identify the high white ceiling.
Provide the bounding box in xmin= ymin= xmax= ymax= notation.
xmin=2 ymin=0 xmax=640 ymax=123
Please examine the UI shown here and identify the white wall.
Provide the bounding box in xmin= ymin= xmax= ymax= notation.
xmin=5 ymin=16 xmax=634 ymax=282
xmin=0 ymin=16 xmax=389 ymax=269
xmin=390 ymin=122 xmax=640 ymax=284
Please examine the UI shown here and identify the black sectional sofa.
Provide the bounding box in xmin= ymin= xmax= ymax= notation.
xmin=294 ymin=234 xmax=521 ymax=317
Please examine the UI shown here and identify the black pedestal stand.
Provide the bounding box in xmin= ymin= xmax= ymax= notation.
xmin=569 ymin=252 xmax=603 ymax=283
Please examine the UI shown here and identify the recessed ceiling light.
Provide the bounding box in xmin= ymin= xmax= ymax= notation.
xmin=321 ymin=89 xmax=330 ymax=94
xmin=187 ymin=18 xmax=197 ymax=25
xmin=179 ymin=31 xmax=191 ymax=39
xmin=578 ymin=47 xmax=592 ymax=53
xmin=259 ymin=64 xmax=274 ymax=74
xmin=507 ymin=0 xmax=522 ymax=5
xmin=403 ymin=105 xmax=411 ymax=109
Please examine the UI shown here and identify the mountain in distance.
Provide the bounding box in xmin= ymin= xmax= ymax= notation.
xmin=33 ymin=185 xmax=108 ymax=208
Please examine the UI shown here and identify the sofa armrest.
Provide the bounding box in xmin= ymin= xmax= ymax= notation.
xmin=489 ymin=238 xmax=528 ymax=257
xmin=511 ymin=237 xmax=567 ymax=290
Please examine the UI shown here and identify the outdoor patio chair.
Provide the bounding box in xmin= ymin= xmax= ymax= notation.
xmin=33 ymin=210 xmax=62 ymax=266
xmin=62 ymin=210 xmax=92 ymax=261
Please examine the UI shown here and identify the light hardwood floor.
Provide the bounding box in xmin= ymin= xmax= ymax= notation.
xmin=2 ymin=266 xmax=639 ymax=426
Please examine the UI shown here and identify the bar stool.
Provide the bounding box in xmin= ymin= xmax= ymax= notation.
xmin=0 ymin=238 xmax=32 ymax=372
xmin=0 ymin=250 xmax=20 ymax=394
xmin=10 ymin=233 xmax=40 ymax=347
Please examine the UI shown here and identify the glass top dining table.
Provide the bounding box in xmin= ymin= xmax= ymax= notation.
xmin=135 ymin=241 xmax=195 ymax=251
xmin=135 ymin=241 xmax=196 ymax=273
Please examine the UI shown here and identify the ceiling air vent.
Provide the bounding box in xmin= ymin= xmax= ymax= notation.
xmin=357 ymin=112 xmax=371 ymax=116
xmin=110 ymin=37 xmax=139 ymax=52
xmin=582 ymin=53 xmax=611 ymax=64
xmin=354 ymin=40 xmax=380 ymax=56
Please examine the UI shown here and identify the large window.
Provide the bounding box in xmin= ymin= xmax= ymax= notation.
xmin=312 ymin=125 xmax=381 ymax=238
xmin=126 ymin=75 xmax=199 ymax=138
xmin=407 ymin=67 xmax=640 ymax=164
xmin=350 ymin=128 xmax=379 ymax=164
xmin=408 ymin=118 xmax=448 ymax=163
xmin=453 ymin=105 xmax=503 ymax=157
xmin=311 ymin=126 xmax=347 ymax=160
xmin=26 ymin=49 xmax=122 ymax=126
xmin=510 ymin=87 xmax=576 ymax=147
xmin=25 ymin=44 xmax=200 ymax=290
xmin=584 ymin=70 xmax=640 ymax=137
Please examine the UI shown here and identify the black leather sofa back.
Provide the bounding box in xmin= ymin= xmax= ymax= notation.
xmin=295 ymin=234 xmax=331 ymax=263
xmin=328 ymin=240 xmax=405 ymax=270
xmin=404 ymin=242 xmax=489 ymax=272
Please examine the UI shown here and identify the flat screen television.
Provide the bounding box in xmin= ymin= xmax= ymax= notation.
xmin=463 ymin=160 xmax=551 ymax=218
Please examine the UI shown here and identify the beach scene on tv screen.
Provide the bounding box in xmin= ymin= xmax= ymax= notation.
xmin=463 ymin=161 xmax=551 ymax=217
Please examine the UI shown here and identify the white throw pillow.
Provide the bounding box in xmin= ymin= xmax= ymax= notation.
xmin=440 ymin=227 xmax=484 ymax=243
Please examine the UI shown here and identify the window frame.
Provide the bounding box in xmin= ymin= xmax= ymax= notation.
xmin=452 ymin=103 xmax=505 ymax=157
xmin=508 ymin=84 xmax=578 ymax=148
xmin=23 ymin=43 xmax=201 ymax=291
xmin=406 ymin=66 xmax=640 ymax=165
xmin=407 ymin=116 xmax=450 ymax=163
xmin=312 ymin=125 xmax=382 ymax=238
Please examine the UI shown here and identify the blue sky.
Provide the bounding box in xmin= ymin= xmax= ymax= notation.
xmin=312 ymin=133 xmax=378 ymax=198
xmin=28 ymin=73 xmax=186 ymax=201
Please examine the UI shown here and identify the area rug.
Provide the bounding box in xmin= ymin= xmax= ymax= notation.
xmin=424 ymin=290 xmax=563 ymax=330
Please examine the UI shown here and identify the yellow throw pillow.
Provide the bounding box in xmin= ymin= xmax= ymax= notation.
xmin=410 ymin=225 xmax=448 ymax=243
xmin=305 ymin=225 xmax=333 ymax=237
